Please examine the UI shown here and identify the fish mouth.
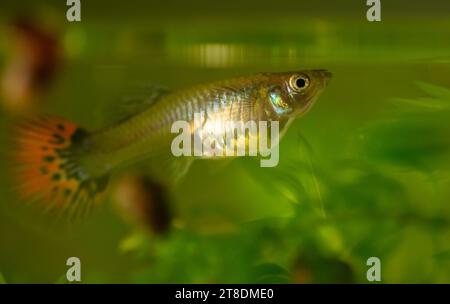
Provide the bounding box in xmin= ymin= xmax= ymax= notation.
xmin=298 ymin=70 xmax=331 ymax=115
xmin=313 ymin=69 xmax=332 ymax=86
xmin=323 ymin=71 xmax=332 ymax=85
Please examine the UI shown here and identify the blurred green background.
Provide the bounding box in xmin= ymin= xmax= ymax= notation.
xmin=0 ymin=0 xmax=450 ymax=283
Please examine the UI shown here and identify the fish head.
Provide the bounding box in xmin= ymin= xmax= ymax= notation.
xmin=265 ymin=69 xmax=332 ymax=118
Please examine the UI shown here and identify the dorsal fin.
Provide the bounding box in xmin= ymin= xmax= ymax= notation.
xmin=111 ymin=85 xmax=170 ymax=123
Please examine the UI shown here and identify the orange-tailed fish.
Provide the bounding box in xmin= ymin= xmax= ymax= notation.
xmin=13 ymin=70 xmax=331 ymax=215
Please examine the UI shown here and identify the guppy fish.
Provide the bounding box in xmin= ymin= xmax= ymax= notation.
xmin=14 ymin=70 xmax=331 ymax=214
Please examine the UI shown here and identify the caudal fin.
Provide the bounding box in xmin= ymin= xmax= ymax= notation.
xmin=13 ymin=115 xmax=109 ymax=217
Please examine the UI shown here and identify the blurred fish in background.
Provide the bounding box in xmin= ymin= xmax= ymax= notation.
xmin=1 ymin=17 xmax=62 ymax=113
xmin=113 ymin=173 xmax=172 ymax=235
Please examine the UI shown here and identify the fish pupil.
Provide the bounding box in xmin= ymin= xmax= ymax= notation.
xmin=296 ymin=78 xmax=306 ymax=88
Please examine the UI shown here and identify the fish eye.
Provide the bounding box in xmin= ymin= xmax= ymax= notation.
xmin=289 ymin=74 xmax=310 ymax=92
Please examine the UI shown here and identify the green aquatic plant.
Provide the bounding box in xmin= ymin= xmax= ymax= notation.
xmin=358 ymin=83 xmax=450 ymax=172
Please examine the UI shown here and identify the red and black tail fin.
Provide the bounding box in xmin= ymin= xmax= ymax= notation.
xmin=13 ymin=115 xmax=109 ymax=217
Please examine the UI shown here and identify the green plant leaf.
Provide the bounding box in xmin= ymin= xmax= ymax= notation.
xmin=416 ymin=82 xmax=450 ymax=100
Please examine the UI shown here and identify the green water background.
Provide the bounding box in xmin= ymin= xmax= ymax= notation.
xmin=0 ymin=0 xmax=450 ymax=283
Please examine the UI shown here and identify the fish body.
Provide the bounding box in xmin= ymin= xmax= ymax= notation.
xmin=14 ymin=70 xmax=331 ymax=214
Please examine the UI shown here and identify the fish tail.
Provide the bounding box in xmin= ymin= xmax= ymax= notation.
xmin=13 ymin=115 xmax=109 ymax=217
